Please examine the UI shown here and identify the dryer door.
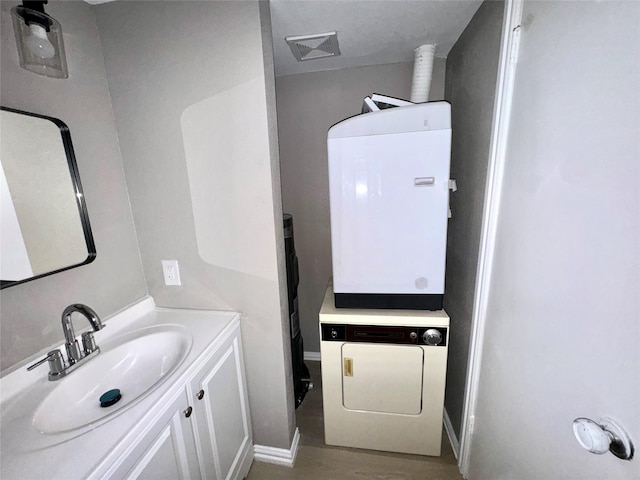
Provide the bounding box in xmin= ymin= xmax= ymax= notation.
xmin=341 ymin=343 xmax=424 ymax=415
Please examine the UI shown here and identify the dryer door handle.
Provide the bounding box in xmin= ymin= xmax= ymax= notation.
xmin=343 ymin=357 xmax=353 ymax=377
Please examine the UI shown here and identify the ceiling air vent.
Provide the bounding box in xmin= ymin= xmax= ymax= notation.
xmin=285 ymin=31 xmax=340 ymax=62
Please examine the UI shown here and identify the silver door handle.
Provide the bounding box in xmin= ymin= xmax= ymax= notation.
xmin=414 ymin=177 xmax=435 ymax=186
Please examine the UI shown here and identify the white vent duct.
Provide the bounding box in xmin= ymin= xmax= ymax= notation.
xmin=410 ymin=44 xmax=436 ymax=103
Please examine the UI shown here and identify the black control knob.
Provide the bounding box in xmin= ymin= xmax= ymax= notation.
xmin=423 ymin=329 xmax=443 ymax=346
xmin=331 ymin=329 xmax=338 ymax=339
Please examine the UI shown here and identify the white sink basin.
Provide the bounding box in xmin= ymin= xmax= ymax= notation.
xmin=32 ymin=324 xmax=192 ymax=434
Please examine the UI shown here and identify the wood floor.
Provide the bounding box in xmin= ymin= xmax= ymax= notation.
xmin=247 ymin=361 xmax=463 ymax=480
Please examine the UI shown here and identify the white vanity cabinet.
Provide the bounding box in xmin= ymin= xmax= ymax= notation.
xmin=107 ymin=389 xmax=202 ymax=479
xmin=188 ymin=330 xmax=252 ymax=480
xmin=98 ymin=321 xmax=253 ymax=480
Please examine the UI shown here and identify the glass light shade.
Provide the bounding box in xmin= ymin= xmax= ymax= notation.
xmin=11 ymin=6 xmax=68 ymax=79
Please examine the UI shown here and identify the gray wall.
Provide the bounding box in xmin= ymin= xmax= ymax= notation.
xmin=275 ymin=60 xmax=446 ymax=353
xmin=442 ymin=0 xmax=505 ymax=440
xmin=0 ymin=1 xmax=146 ymax=372
xmin=469 ymin=1 xmax=639 ymax=479
xmin=95 ymin=1 xmax=295 ymax=449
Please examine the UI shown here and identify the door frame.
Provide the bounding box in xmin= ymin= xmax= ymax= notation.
xmin=457 ymin=0 xmax=523 ymax=477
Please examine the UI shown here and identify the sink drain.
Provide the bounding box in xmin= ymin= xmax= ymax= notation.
xmin=100 ymin=389 xmax=122 ymax=408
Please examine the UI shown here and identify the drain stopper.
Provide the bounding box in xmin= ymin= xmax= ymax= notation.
xmin=100 ymin=388 xmax=122 ymax=408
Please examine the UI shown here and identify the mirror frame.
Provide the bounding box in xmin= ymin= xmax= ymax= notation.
xmin=0 ymin=106 xmax=96 ymax=289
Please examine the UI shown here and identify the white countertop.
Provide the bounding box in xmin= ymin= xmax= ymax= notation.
xmin=0 ymin=296 xmax=240 ymax=480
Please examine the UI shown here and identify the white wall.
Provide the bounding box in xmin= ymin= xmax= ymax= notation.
xmin=275 ymin=60 xmax=446 ymax=353
xmin=95 ymin=1 xmax=295 ymax=450
xmin=443 ymin=0 xmax=504 ymax=439
xmin=469 ymin=1 xmax=639 ymax=479
xmin=0 ymin=1 xmax=146 ymax=372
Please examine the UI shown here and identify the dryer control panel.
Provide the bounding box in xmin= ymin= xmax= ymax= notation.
xmin=321 ymin=323 xmax=447 ymax=346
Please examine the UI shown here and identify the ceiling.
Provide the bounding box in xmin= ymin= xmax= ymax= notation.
xmin=84 ymin=0 xmax=483 ymax=77
xmin=269 ymin=0 xmax=483 ymax=76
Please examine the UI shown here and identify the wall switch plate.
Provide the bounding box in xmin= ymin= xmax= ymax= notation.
xmin=162 ymin=260 xmax=181 ymax=286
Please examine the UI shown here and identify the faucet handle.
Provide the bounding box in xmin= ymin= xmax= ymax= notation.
xmin=82 ymin=332 xmax=98 ymax=355
xmin=27 ymin=351 xmax=56 ymax=371
xmin=46 ymin=350 xmax=66 ymax=378
xmin=27 ymin=350 xmax=65 ymax=376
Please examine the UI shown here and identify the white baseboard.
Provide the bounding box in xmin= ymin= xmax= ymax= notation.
xmin=253 ymin=427 xmax=300 ymax=468
xmin=443 ymin=407 xmax=460 ymax=460
xmin=304 ymin=351 xmax=321 ymax=362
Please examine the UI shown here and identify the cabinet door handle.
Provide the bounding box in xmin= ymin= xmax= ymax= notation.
xmin=197 ymin=389 xmax=205 ymax=400
xmin=184 ymin=406 xmax=193 ymax=418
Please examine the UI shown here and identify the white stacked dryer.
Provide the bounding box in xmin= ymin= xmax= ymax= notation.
xmin=327 ymin=101 xmax=451 ymax=310
xmin=319 ymin=286 xmax=449 ymax=456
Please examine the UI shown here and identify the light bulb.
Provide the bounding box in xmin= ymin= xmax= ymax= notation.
xmin=25 ymin=23 xmax=55 ymax=59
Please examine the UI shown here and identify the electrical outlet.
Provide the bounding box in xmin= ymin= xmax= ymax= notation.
xmin=162 ymin=260 xmax=181 ymax=286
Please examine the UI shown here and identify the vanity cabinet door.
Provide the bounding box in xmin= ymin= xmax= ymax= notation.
xmin=109 ymin=389 xmax=202 ymax=480
xmin=189 ymin=328 xmax=253 ymax=480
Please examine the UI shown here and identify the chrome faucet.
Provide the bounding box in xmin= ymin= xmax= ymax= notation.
xmin=62 ymin=304 xmax=104 ymax=364
xmin=27 ymin=304 xmax=104 ymax=380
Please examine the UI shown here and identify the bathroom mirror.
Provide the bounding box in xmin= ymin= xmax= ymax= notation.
xmin=0 ymin=107 xmax=95 ymax=289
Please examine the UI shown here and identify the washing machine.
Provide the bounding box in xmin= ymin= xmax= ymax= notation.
xmin=319 ymin=285 xmax=449 ymax=456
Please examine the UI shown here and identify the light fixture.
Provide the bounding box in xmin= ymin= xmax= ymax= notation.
xmin=11 ymin=1 xmax=68 ymax=79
